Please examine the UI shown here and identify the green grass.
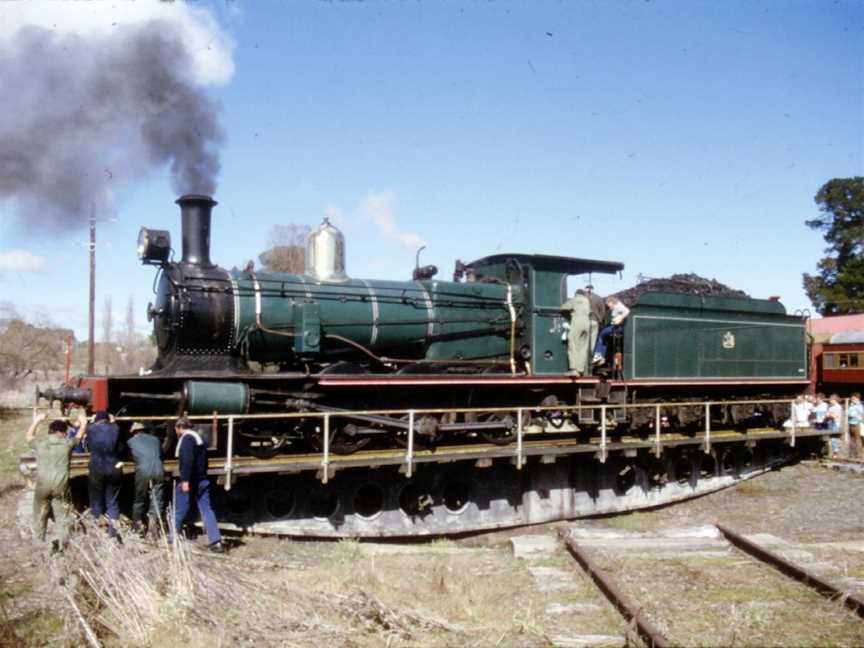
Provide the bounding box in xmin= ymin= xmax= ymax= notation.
xmin=333 ymin=538 xmax=363 ymax=563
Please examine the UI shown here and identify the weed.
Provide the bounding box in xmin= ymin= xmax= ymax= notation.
xmin=333 ymin=538 xmax=363 ymax=562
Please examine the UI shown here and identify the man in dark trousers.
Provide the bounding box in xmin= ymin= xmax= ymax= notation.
xmin=171 ymin=417 xmax=224 ymax=553
xmin=127 ymin=422 xmax=164 ymax=538
xmin=26 ymin=412 xmax=87 ymax=552
xmin=87 ymin=410 xmax=122 ymax=538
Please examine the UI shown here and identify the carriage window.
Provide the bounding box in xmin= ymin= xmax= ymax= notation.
xmin=840 ymin=354 xmax=850 ymax=368
xmin=824 ymin=353 xmax=835 ymax=369
xmin=852 ymin=354 xmax=860 ymax=368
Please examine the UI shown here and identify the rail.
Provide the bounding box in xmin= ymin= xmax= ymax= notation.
xmin=20 ymin=397 xmax=845 ymax=485
xmin=562 ymin=523 xmax=864 ymax=646
xmin=717 ymin=524 xmax=864 ymax=620
xmin=559 ymin=529 xmax=671 ymax=648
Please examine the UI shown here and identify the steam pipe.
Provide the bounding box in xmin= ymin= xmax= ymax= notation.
xmin=176 ymin=194 xmax=217 ymax=267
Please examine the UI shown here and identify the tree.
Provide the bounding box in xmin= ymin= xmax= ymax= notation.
xmin=803 ymin=177 xmax=864 ymax=315
xmin=258 ymin=224 xmax=310 ymax=273
xmin=0 ymin=316 xmax=70 ymax=387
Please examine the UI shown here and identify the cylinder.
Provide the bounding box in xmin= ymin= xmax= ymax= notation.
xmin=183 ymin=381 xmax=250 ymax=415
xmin=177 ymin=195 xmax=217 ymax=267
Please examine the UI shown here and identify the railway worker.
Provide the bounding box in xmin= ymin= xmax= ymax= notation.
xmin=128 ymin=422 xmax=165 ymax=538
xmin=26 ymin=412 xmax=87 ymax=552
xmin=170 ymin=417 xmax=224 ymax=553
xmin=561 ymin=290 xmax=592 ymax=375
xmin=848 ymin=393 xmax=863 ymax=459
xmin=584 ymin=285 xmax=606 ymax=353
xmin=87 ymin=410 xmax=123 ymax=539
xmin=592 ymin=296 xmax=630 ymax=367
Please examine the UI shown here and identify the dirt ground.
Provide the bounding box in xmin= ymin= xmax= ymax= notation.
xmin=3 ymin=409 xmax=864 ymax=647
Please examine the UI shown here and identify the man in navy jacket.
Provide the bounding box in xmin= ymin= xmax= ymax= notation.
xmin=171 ymin=417 xmax=224 ymax=553
xmin=87 ymin=410 xmax=122 ymax=538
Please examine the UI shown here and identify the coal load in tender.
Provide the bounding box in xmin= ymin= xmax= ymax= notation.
xmin=612 ymin=273 xmax=750 ymax=307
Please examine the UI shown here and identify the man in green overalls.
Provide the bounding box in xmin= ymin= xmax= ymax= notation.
xmin=561 ymin=290 xmax=591 ymax=375
xmin=26 ymin=413 xmax=87 ymax=551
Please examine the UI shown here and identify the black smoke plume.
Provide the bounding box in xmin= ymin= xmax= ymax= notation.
xmin=0 ymin=20 xmax=224 ymax=230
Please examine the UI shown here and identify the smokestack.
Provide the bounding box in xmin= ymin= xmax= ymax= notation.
xmin=176 ymin=194 xmax=217 ymax=267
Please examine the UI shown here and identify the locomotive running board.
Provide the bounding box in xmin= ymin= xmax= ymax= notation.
xmin=316 ymin=375 xmax=602 ymax=386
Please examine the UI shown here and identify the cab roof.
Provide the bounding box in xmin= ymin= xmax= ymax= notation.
xmin=466 ymin=253 xmax=624 ymax=275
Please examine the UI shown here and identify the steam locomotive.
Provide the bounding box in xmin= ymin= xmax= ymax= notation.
xmin=42 ymin=195 xmax=810 ymax=454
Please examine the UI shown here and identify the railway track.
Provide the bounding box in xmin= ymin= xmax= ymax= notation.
xmin=556 ymin=524 xmax=864 ymax=647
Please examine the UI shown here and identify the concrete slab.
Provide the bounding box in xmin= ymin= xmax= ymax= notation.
xmin=567 ymin=537 xmax=729 ymax=552
xmin=776 ymin=549 xmax=817 ymax=563
xmin=567 ymin=525 xmax=719 ymax=540
xmin=805 ymin=540 xmax=864 ymax=553
xmin=743 ymin=533 xmax=791 ymax=547
xmin=358 ymin=543 xmax=493 ymax=556
xmin=803 ymin=561 xmax=841 ymax=573
xmin=511 ymin=534 xmax=559 ymax=559
xmin=839 ymin=577 xmax=864 ymax=590
xmin=548 ymin=634 xmax=625 ymax=647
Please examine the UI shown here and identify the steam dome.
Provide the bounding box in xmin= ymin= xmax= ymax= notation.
xmin=305 ymin=218 xmax=348 ymax=282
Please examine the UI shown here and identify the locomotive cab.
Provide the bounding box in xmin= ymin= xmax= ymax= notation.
xmin=461 ymin=254 xmax=623 ymax=375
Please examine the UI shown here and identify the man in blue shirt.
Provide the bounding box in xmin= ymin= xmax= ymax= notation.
xmin=87 ymin=410 xmax=122 ymax=538
xmin=170 ymin=417 xmax=224 ymax=553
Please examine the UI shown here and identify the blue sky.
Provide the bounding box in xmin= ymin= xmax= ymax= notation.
xmin=0 ymin=0 xmax=861 ymax=340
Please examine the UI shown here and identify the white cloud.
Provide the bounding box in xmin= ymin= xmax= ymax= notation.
xmin=0 ymin=0 xmax=235 ymax=85
xmin=359 ymin=191 xmax=425 ymax=250
xmin=0 ymin=249 xmax=46 ymax=272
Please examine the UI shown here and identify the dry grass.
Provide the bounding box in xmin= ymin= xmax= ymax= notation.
xmin=60 ymin=517 xmax=485 ymax=648
xmin=0 ymin=409 xmax=568 ymax=647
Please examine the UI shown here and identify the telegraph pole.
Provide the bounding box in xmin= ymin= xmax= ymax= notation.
xmin=87 ymin=204 xmax=96 ymax=375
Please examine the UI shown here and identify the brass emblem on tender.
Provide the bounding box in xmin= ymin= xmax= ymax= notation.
xmin=722 ymin=331 xmax=736 ymax=349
